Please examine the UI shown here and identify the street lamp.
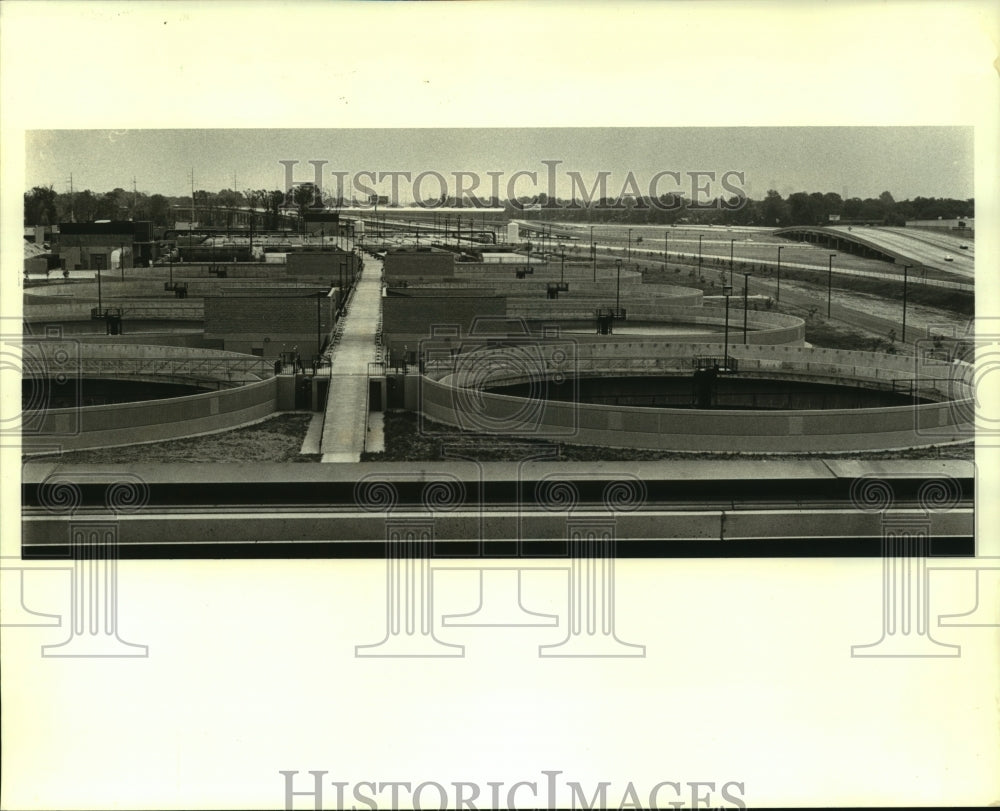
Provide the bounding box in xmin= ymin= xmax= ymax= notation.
xmin=729 ymin=238 xmax=736 ymax=286
xmin=698 ymin=234 xmax=703 ymax=278
xmin=723 ymin=282 xmax=734 ymax=370
xmin=827 ymin=253 xmax=837 ymax=318
xmin=615 ymin=258 xmax=622 ymax=312
xmin=902 ymin=265 xmax=912 ymax=343
xmin=591 ymin=225 xmax=597 ymax=283
xmin=627 ymin=228 xmax=633 ymax=262
xmin=664 ymin=229 xmax=669 ymax=269
xmin=559 ymin=244 xmax=565 ymax=285
xmin=743 ymin=272 xmax=750 ymax=343
xmin=776 ymin=245 xmax=784 ymax=303
xmin=315 ymin=290 xmax=323 ymax=356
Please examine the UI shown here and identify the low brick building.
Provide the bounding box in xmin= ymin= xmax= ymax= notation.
xmin=286 ymin=248 xmax=360 ymax=284
xmin=56 ymin=221 xmax=156 ymax=269
xmin=203 ymin=288 xmax=335 ymax=359
xmin=382 ymin=288 xmax=506 ymax=364
xmin=383 ymin=246 xmax=455 ymax=285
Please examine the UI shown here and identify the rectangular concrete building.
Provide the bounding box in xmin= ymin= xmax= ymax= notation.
xmin=383 ymin=246 xmax=455 ymax=285
xmin=286 ymin=249 xmax=360 ymax=284
xmin=382 ymin=289 xmax=506 ymax=364
xmin=203 ymin=288 xmax=336 ymax=359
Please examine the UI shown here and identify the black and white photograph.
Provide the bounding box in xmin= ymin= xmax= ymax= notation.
xmin=2 ymin=2 xmax=998 ymax=809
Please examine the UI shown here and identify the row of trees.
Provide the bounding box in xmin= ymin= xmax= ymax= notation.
xmin=25 ymin=183 xmax=974 ymax=229
xmin=502 ymin=190 xmax=973 ymax=227
xmin=23 ymin=186 xmax=299 ymax=228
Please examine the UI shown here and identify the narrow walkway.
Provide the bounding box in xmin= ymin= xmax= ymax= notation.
xmin=299 ymin=412 xmax=324 ymax=455
xmin=320 ymin=256 xmax=383 ymax=462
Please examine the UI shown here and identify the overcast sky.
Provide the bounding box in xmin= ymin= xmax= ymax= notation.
xmin=25 ymin=126 xmax=973 ymax=202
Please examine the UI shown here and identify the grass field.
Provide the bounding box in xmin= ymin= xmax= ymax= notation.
xmin=31 ymin=413 xmax=320 ymax=464
xmin=361 ymin=411 xmax=973 ymax=463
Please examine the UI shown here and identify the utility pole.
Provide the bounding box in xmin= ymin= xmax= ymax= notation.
xmin=67 ymin=172 xmax=76 ymax=222
xmin=723 ymin=282 xmax=733 ymax=370
xmin=190 ymin=169 xmax=195 ymax=254
xmin=743 ymin=273 xmax=750 ymax=343
xmin=316 ymin=292 xmax=323 ymax=356
xmin=902 ymin=265 xmax=912 ymax=343
xmin=96 ymin=258 xmax=103 ymax=312
xmin=616 ymin=258 xmax=622 ymax=312
xmin=590 ymin=225 xmax=596 ymax=283
xmin=827 ymin=254 xmax=836 ymax=318
xmin=776 ymin=245 xmax=783 ymax=303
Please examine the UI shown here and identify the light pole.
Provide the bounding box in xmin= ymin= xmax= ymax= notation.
xmin=743 ymin=272 xmax=750 ymax=343
xmin=827 ymin=253 xmax=836 ymax=318
xmin=664 ymin=230 xmax=669 ymax=269
xmin=559 ymin=244 xmax=565 ymax=285
xmin=776 ymin=245 xmax=784 ymax=303
xmin=627 ymin=228 xmax=632 ymax=262
xmin=723 ymin=282 xmax=733 ymax=369
xmin=590 ymin=225 xmax=596 ymax=282
xmin=615 ymin=258 xmax=622 ymax=312
xmin=96 ymin=259 xmax=103 ymax=312
xmin=729 ymin=238 xmax=736 ymax=286
xmin=315 ymin=291 xmax=323 ymax=356
xmin=902 ymin=265 xmax=912 ymax=343
xmin=698 ymin=234 xmax=703 ymax=278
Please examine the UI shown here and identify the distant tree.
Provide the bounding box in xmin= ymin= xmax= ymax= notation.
xmin=148 ymin=194 xmax=170 ymax=226
xmin=760 ymin=190 xmax=788 ymax=227
xmin=24 ymin=186 xmax=57 ymax=226
xmin=842 ymin=197 xmax=864 ymax=219
xmin=72 ymin=190 xmax=98 ymax=222
xmin=267 ymin=190 xmax=285 ymax=229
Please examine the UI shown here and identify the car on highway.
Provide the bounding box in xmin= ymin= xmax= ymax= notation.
xmin=944 ymin=254 xmax=954 ymax=262
xmin=960 ymin=244 xmax=969 ymax=250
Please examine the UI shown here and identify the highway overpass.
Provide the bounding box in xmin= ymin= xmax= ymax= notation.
xmin=775 ymin=225 xmax=973 ymax=279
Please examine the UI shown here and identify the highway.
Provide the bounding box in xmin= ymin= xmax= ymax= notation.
xmin=827 ymin=225 xmax=974 ymax=278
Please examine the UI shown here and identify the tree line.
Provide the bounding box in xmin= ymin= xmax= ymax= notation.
xmin=25 ymin=183 xmax=974 ymax=229
xmin=23 ymin=186 xmax=300 ymax=229
xmin=501 ymin=190 xmax=973 ymax=227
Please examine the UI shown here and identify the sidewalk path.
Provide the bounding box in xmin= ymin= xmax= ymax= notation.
xmin=320 ymin=257 xmax=383 ymax=462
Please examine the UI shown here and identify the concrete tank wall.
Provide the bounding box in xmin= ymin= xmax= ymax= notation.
xmin=415 ymin=343 xmax=973 ymax=453
xmin=22 ymin=376 xmax=283 ymax=453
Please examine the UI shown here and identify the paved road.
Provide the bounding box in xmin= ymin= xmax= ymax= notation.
xmin=319 ymin=256 xmax=383 ymax=462
xmin=827 ymin=225 xmax=974 ymax=279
